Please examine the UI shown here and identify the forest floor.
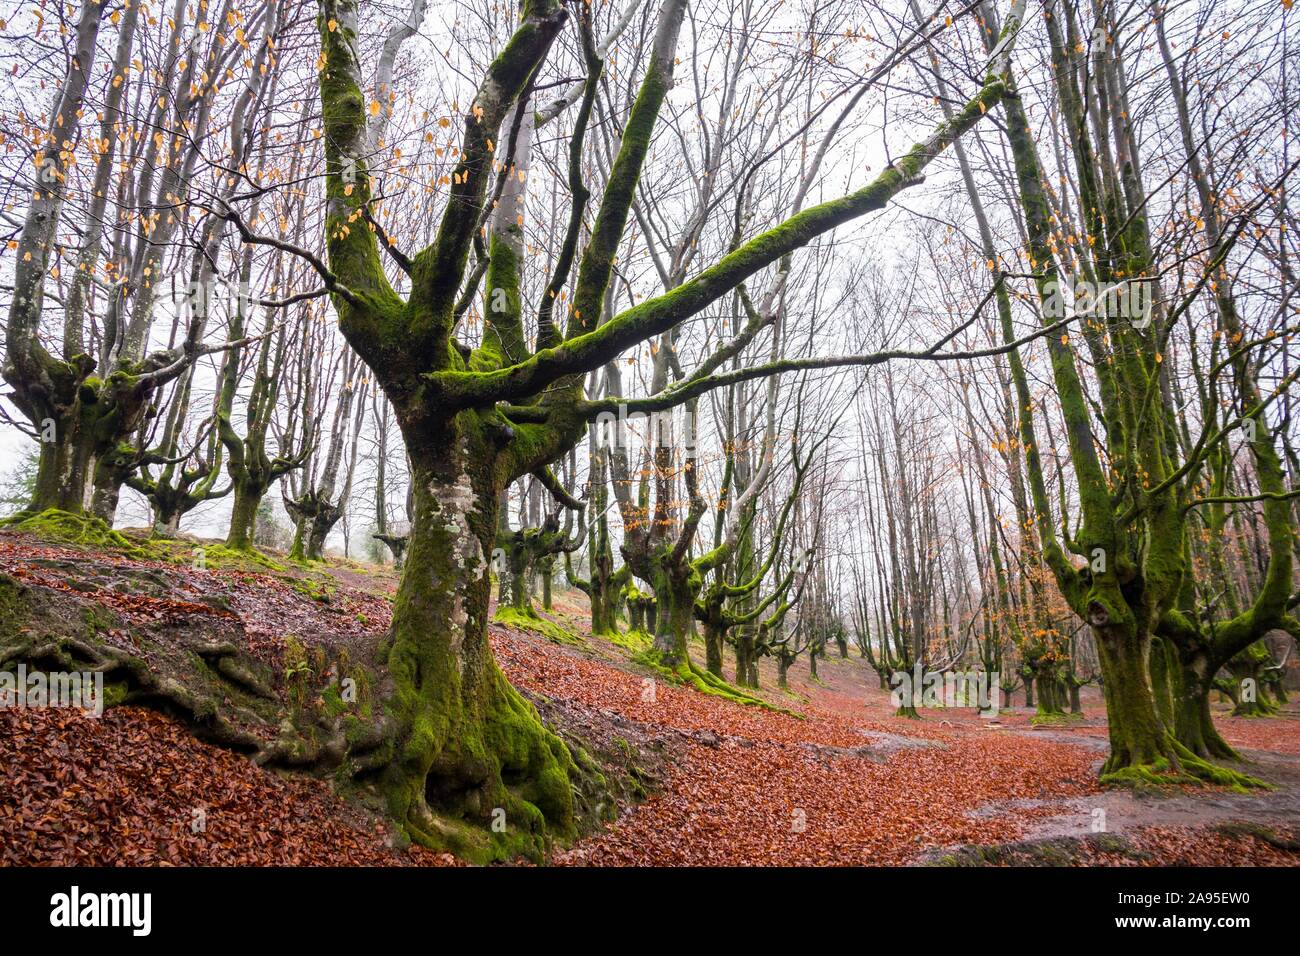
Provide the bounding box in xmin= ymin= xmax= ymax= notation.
xmin=2 ymin=527 xmax=1298 ymax=866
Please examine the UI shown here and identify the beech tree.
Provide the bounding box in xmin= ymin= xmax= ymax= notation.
xmin=3 ymin=1 xmax=290 ymax=519
xmin=969 ymin=0 xmax=1297 ymax=784
xmin=283 ymin=346 xmax=369 ymax=561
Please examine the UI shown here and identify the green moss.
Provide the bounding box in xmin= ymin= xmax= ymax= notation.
xmin=102 ymin=680 xmax=130 ymax=709
xmin=139 ymin=536 xmax=288 ymax=572
xmin=493 ymin=605 xmax=585 ymax=647
xmin=200 ymin=543 xmax=287 ymax=572
xmin=604 ymin=626 xmax=651 ymax=653
xmin=389 ymin=665 xmax=580 ymax=866
xmin=4 ymin=508 xmax=141 ymax=554
xmin=929 ymin=833 xmax=1149 ymax=867
xmin=81 ymin=605 xmax=115 ymax=634
xmin=1099 ymin=745 xmax=1269 ymax=793
xmin=290 ymin=576 xmax=337 ymax=603
xmin=632 ymin=647 xmax=793 ymax=714
xmin=0 ymin=573 xmax=26 ymax=628
xmin=1216 ymin=822 xmax=1300 ymax=851
xmin=321 ymin=682 xmax=347 ymax=717
xmin=1029 ymin=711 xmax=1083 ymax=726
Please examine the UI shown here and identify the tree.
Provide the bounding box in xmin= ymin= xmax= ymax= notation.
xmin=284 ymin=348 xmax=370 ymax=560
xmin=975 ymin=0 xmax=1295 ymax=783
xmin=3 ymin=1 xmax=288 ymax=520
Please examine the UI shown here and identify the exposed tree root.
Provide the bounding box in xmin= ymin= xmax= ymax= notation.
xmin=1100 ymin=739 xmax=1269 ymax=793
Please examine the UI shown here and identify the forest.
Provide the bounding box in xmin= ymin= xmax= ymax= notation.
xmin=0 ymin=0 xmax=1298 ymax=883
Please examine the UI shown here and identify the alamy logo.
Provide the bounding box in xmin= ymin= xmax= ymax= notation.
xmin=0 ymin=665 xmax=104 ymax=717
xmin=591 ymin=404 xmax=700 ymax=460
xmin=49 ymin=886 xmax=152 ymax=936
xmin=889 ymin=665 xmax=1001 ymax=717
xmin=1040 ymin=276 xmax=1155 ymax=328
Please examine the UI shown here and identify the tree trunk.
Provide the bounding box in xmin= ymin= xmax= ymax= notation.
xmin=376 ymin=444 xmax=574 ymax=859
xmin=734 ymin=631 xmax=755 ymax=688
xmin=540 ymin=561 xmax=553 ymax=611
xmin=508 ymin=550 xmax=531 ymax=613
xmin=1036 ymin=671 xmax=1066 ymax=717
xmin=1090 ymin=621 xmax=1248 ymax=785
xmin=589 ymin=584 xmax=610 ymax=636
xmin=650 ymin=565 xmax=694 ymax=670
xmin=90 ymin=452 xmax=131 ymax=523
xmin=1174 ymin=664 xmax=1238 ymax=760
xmin=31 ymin=416 xmax=96 ymax=513
xmin=307 ymin=512 xmax=332 ymax=561
xmin=226 ymin=480 xmax=264 ymax=551
xmin=704 ymin=623 xmax=725 ymax=678
xmin=289 ymin=516 xmax=308 ymax=562
xmin=152 ymin=499 xmax=183 ymax=538
xmin=1096 ymin=624 xmax=1176 ymax=777
xmin=589 ymin=578 xmax=622 ymax=637
xmin=1149 ymin=637 xmax=1176 ymax=730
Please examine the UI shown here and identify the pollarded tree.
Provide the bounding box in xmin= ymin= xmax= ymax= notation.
xmin=3 ymin=2 xmax=290 ymax=521
xmin=126 ymin=361 xmax=230 ymax=537
xmin=216 ymin=277 xmax=315 ymax=552
xmin=696 ymin=401 xmax=824 ymax=685
xmin=284 ymin=0 xmax=1031 ymax=854
xmin=745 ymin=544 xmax=813 ymax=690
xmin=369 ymin=391 xmax=411 ymax=567
xmin=973 ymin=0 xmax=1297 ymax=783
xmin=494 ymin=475 xmax=584 ymax=620
xmin=283 ymin=347 xmax=370 ymax=561
xmin=564 ymin=432 xmax=629 ymax=637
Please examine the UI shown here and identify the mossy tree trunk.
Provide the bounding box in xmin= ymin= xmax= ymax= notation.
xmin=703 ymin=621 xmax=725 ymax=678
xmin=30 ymin=405 xmax=97 ymax=514
xmin=649 ymin=559 xmax=698 ymax=669
xmin=777 ymin=651 xmax=793 ymax=689
xmin=538 ymin=557 xmax=554 ymax=611
xmin=375 ymin=437 xmax=578 ymax=858
xmin=226 ymin=479 xmax=265 ymax=552
xmin=129 ymin=363 xmax=230 ymax=537
xmin=734 ymin=629 xmax=755 ymax=688
xmin=975 ymin=0 xmax=1284 ymax=786
xmin=1169 ymin=642 xmax=1237 ymax=759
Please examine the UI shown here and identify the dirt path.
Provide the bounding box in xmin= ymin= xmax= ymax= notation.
xmin=499 ymin=623 xmax=1300 ymax=866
